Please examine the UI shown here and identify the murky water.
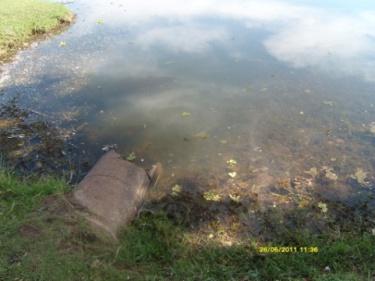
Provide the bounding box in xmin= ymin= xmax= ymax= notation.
xmin=1 ymin=0 xmax=375 ymax=211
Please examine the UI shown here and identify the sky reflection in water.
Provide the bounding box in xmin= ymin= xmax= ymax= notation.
xmin=1 ymin=0 xmax=375 ymax=206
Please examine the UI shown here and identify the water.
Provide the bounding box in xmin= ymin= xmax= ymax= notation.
xmin=1 ymin=0 xmax=375 ymax=210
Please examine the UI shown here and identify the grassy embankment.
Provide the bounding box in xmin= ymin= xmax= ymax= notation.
xmin=0 ymin=170 xmax=374 ymax=281
xmin=0 ymin=0 xmax=73 ymax=62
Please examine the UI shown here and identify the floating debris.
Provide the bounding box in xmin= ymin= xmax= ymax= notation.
xmin=369 ymin=122 xmax=375 ymax=134
xmin=181 ymin=112 xmax=191 ymax=117
xmin=323 ymin=100 xmax=334 ymax=106
xmin=193 ymin=131 xmax=209 ymax=140
xmin=220 ymin=140 xmax=228 ymax=144
xmin=253 ymin=146 xmax=262 ymax=152
xmin=292 ymin=176 xmax=313 ymax=189
xmin=126 ymin=152 xmax=136 ymax=161
xmin=203 ymin=191 xmax=221 ymax=201
xmin=298 ymin=198 xmax=311 ymax=208
xmin=351 ymin=168 xmax=369 ymax=186
xmin=171 ymin=184 xmax=182 ymax=196
xmin=96 ymin=19 xmax=104 ymax=24
xmin=102 ymin=144 xmax=117 ymax=152
xmin=321 ymin=166 xmax=338 ymax=181
xmin=299 ymin=111 xmax=304 ymax=115
xmin=305 ymin=167 xmax=318 ymax=178
xmin=228 ymin=171 xmax=237 ymax=178
xmin=277 ymin=178 xmax=291 ymax=189
xmin=318 ymin=202 xmax=328 ymax=213
xmin=0 ymin=100 xmax=84 ymax=178
xmin=59 ymin=41 xmax=66 ymax=47
xmin=229 ymin=194 xmax=241 ymax=203
xmin=226 ymin=159 xmax=237 ymax=166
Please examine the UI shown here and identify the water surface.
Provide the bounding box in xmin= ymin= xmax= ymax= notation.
xmin=1 ymin=0 xmax=375 ymax=210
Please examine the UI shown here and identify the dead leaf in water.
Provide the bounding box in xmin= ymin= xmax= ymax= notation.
xmin=323 ymin=101 xmax=334 ymax=106
xmin=171 ymin=184 xmax=182 ymax=196
xmin=203 ymin=191 xmax=221 ymax=201
xmin=193 ymin=131 xmax=209 ymax=140
xmin=322 ymin=166 xmax=338 ymax=181
xmin=305 ymin=167 xmax=318 ymax=177
xmin=369 ymin=122 xmax=375 ymax=134
xmin=318 ymin=202 xmax=328 ymax=213
xmin=229 ymin=194 xmax=241 ymax=202
xmin=351 ymin=168 xmax=369 ymax=186
xmin=181 ymin=112 xmax=191 ymax=117
xmin=226 ymin=159 xmax=237 ymax=166
xmin=126 ymin=152 xmax=136 ymax=161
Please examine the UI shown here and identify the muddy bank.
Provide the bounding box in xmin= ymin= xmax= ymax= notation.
xmin=0 ymin=99 xmax=93 ymax=182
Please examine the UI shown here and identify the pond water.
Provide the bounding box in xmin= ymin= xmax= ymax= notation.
xmin=1 ymin=0 xmax=375 ymax=212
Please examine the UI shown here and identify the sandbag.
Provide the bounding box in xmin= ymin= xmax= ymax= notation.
xmin=72 ymin=150 xmax=154 ymax=240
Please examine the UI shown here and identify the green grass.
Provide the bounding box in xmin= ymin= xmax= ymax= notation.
xmin=0 ymin=170 xmax=374 ymax=281
xmin=0 ymin=0 xmax=73 ymax=59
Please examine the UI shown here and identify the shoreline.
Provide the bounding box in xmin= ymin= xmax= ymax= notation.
xmin=0 ymin=0 xmax=74 ymax=66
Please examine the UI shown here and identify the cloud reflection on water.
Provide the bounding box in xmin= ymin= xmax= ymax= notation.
xmin=135 ymin=25 xmax=230 ymax=53
xmin=75 ymin=0 xmax=375 ymax=81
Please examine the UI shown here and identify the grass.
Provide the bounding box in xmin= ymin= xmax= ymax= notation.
xmin=0 ymin=0 xmax=73 ymax=60
xmin=0 ymin=170 xmax=375 ymax=281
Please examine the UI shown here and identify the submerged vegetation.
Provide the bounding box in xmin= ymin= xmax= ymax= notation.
xmin=0 ymin=0 xmax=73 ymax=62
xmin=0 ymin=170 xmax=374 ymax=281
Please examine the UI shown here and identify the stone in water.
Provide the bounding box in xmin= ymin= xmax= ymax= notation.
xmin=72 ymin=151 xmax=161 ymax=240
